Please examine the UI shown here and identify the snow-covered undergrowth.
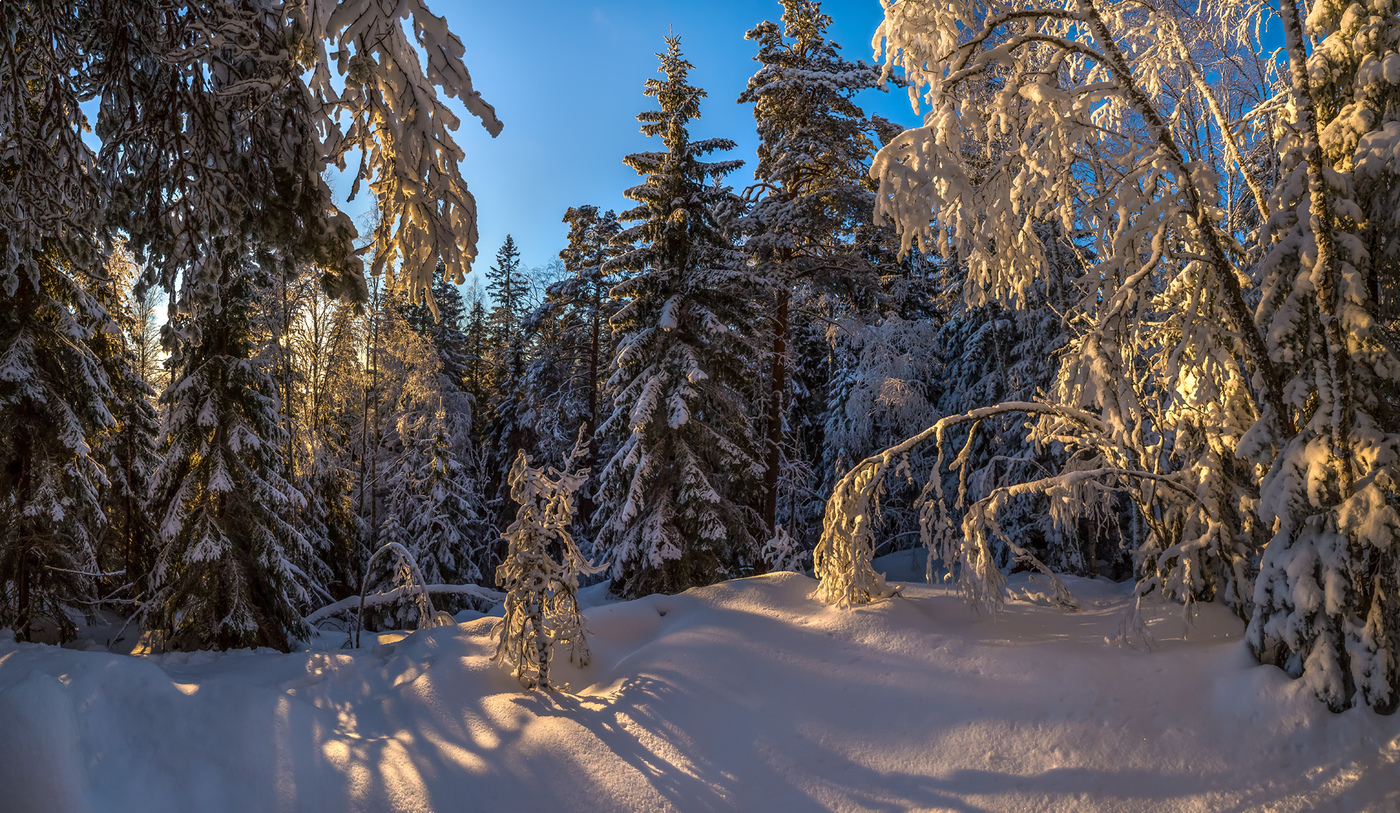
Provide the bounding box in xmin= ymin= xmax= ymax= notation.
xmin=2 ymin=555 xmax=1398 ymax=813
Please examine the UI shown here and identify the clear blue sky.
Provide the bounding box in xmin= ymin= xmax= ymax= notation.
xmin=405 ymin=0 xmax=921 ymax=286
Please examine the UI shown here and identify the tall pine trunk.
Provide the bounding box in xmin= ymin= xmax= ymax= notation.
xmin=762 ymin=289 xmax=790 ymax=540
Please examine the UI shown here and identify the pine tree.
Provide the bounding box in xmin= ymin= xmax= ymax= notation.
xmin=558 ymin=206 xmax=624 ymax=451
xmin=594 ymin=36 xmax=764 ymax=598
xmin=739 ymin=0 xmax=897 ymax=542
xmin=493 ymin=447 xmax=595 ymax=691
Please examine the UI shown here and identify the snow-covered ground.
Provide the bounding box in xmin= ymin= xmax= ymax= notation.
xmin=2 ymin=553 xmax=1398 ymax=813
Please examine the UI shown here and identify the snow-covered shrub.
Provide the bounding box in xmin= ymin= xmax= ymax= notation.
xmin=493 ymin=448 xmax=598 ymax=691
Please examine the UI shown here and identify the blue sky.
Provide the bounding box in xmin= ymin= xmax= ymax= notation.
xmin=394 ymin=0 xmax=922 ymax=287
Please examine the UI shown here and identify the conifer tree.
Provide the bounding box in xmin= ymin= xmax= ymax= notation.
xmin=594 ymin=36 xmax=763 ymax=598
xmin=89 ymin=247 xmax=160 ymax=583
xmin=486 ymin=236 xmax=529 ymax=354
xmin=149 ymin=262 xmax=324 ymax=651
xmin=520 ymin=206 xmax=623 ymax=490
xmin=739 ymin=0 xmax=896 ymax=539
xmin=481 ymin=236 xmax=535 ymax=508
xmin=0 ymin=3 xmax=112 ymax=640
xmin=398 ymin=263 xmax=473 ymax=397
xmin=1246 ymin=0 xmax=1400 ymax=712
xmin=0 ymin=261 xmax=112 ymax=641
xmin=462 ymin=283 xmax=492 ymax=433
xmin=398 ymin=405 xmax=485 ymax=587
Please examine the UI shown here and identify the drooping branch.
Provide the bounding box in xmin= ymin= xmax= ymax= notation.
xmin=814 ymin=401 xmax=1109 ymax=607
xmin=1074 ymin=0 xmax=1292 ymax=442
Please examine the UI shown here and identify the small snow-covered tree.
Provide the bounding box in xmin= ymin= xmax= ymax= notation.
xmin=594 ymin=36 xmax=764 ymax=598
xmin=493 ymin=447 xmax=596 ymax=691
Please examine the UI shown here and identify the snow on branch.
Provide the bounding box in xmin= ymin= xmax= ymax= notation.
xmin=305 ymin=582 xmax=504 ymax=627
xmin=815 ymin=401 xmax=1170 ymax=611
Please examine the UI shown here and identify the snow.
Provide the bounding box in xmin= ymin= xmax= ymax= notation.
xmin=2 ymin=555 xmax=1398 ymax=812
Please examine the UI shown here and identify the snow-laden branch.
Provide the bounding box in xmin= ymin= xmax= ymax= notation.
xmin=305 ymin=582 xmax=503 ymax=626
xmin=814 ymin=401 xmax=1106 ymax=607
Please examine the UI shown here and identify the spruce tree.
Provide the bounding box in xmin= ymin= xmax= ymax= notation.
xmin=462 ymin=283 xmax=492 ymax=433
xmin=0 ymin=261 xmax=112 ymax=641
xmin=149 ymin=261 xmax=325 ymax=651
xmin=738 ymin=0 xmax=895 ymax=540
xmin=486 ymin=235 xmax=529 ymax=353
xmin=1246 ymin=0 xmax=1400 ymax=712
xmin=520 ymin=206 xmax=623 ymax=490
xmin=0 ymin=3 xmax=112 ymax=640
xmin=594 ymin=36 xmax=763 ymax=598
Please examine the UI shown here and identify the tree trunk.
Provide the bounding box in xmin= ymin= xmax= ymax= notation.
xmin=762 ymin=290 xmax=790 ymax=540
xmin=1277 ymin=0 xmax=1354 ymax=491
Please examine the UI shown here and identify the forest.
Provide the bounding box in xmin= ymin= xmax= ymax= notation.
xmin=3 ymin=0 xmax=1400 ymax=735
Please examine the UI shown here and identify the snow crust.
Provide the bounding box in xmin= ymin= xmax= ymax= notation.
xmin=2 ymin=558 xmax=1398 ymax=812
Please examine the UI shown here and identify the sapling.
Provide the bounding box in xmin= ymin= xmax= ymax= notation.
xmin=493 ymin=440 xmax=599 ymax=690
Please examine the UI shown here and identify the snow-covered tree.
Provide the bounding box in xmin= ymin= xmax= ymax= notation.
xmin=739 ymin=0 xmax=897 ymax=539
xmin=462 ymin=282 xmax=492 ymax=436
xmin=5 ymin=0 xmax=500 ymax=648
xmin=149 ymin=262 xmax=325 ymax=651
xmin=1245 ymin=0 xmax=1400 ymax=712
xmin=0 ymin=260 xmax=112 ymax=641
xmin=89 ymin=247 xmax=161 ymax=584
xmin=92 ymin=0 xmax=500 ymax=321
xmin=594 ymin=36 xmax=764 ymax=598
xmin=399 ymin=263 xmax=474 ymax=399
xmin=493 ymin=447 xmax=596 ymax=691
xmin=486 ymin=235 xmax=530 ymax=355
xmin=397 ymin=404 xmax=485 ymax=587
xmin=0 ymin=3 xmax=112 ymax=640
xmin=519 ymin=206 xmax=624 ymax=492
xmin=817 ymin=0 xmax=1281 ymax=615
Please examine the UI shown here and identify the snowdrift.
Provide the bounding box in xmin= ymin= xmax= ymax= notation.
xmin=2 ymin=559 xmax=1398 ymax=812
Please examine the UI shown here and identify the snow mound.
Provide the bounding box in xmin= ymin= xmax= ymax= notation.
xmin=1 ymin=569 xmax=1398 ymax=812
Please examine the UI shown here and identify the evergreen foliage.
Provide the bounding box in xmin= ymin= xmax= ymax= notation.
xmin=594 ymin=36 xmax=764 ymax=598
xmin=149 ymin=264 xmax=323 ymax=651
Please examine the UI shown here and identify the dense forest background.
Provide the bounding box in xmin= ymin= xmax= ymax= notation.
xmin=5 ymin=0 xmax=1400 ymax=714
